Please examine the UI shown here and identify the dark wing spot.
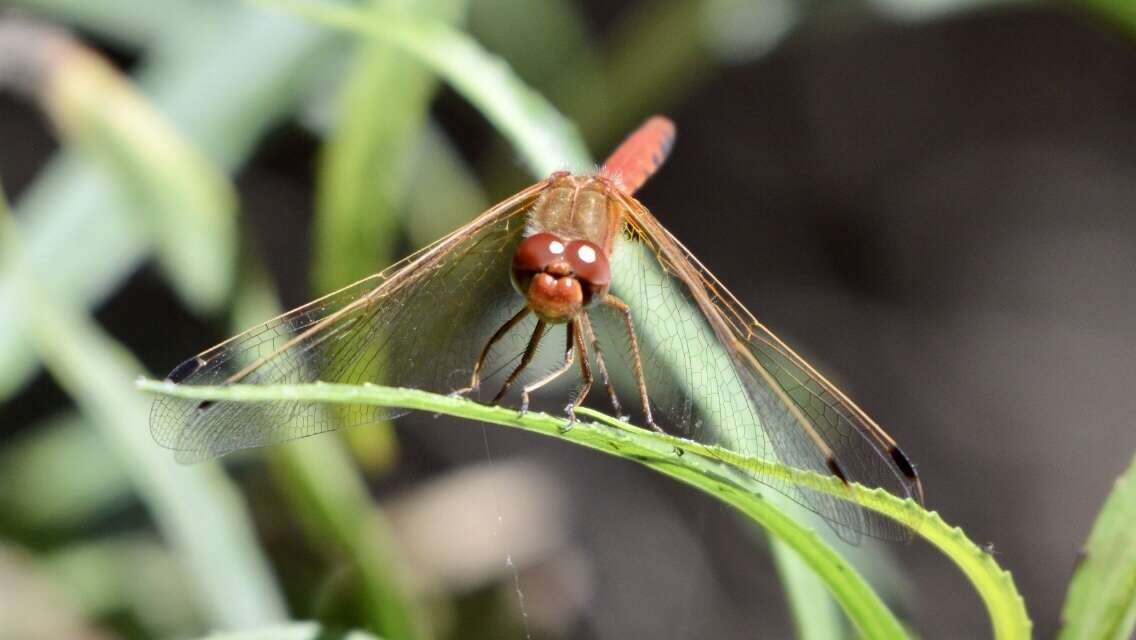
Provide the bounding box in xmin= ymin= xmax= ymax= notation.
xmin=166 ymin=356 xmax=205 ymax=383
xmin=827 ymin=457 xmax=850 ymax=484
xmin=196 ymin=399 xmax=216 ymax=412
xmin=889 ymin=446 xmax=918 ymax=480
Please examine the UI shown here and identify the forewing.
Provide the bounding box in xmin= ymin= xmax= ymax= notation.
xmin=604 ymin=192 xmax=921 ymax=542
xmin=150 ymin=182 xmax=546 ymax=463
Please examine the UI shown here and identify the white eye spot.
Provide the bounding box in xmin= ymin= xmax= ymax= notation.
xmin=548 ymin=240 xmax=565 ymax=254
xmin=576 ymin=244 xmax=597 ymax=263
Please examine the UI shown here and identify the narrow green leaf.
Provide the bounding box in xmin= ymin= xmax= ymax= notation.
xmin=1082 ymin=0 xmax=1136 ymax=36
xmin=468 ymin=0 xmax=600 ymax=101
xmin=312 ymin=0 xmax=467 ymax=473
xmin=0 ymin=412 xmax=131 ymax=533
xmin=137 ymin=380 xmax=1031 ymax=639
xmin=0 ymin=2 xmax=334 ymax=400
xmin=313 ymin=0 xmax=465 ymax=293
xmin=1 ymin=195 xmax=288 ymax=630
xmin=1059 ymin=453 xmax=1136 ymax=640
xmin=252 ymin=0 xmax=592 ymax=175
xmin=267 ymin=439 xmax=423 ymax=639
xmin=401 ymin=122 xmax=488 ymax=247
xmin=770 ymin=537 xmax=844 ymax=639
xmin=32 ymin=33 xmax=239 ymax=312
xmin=232 ymin=263 xmax=427 ymax=639
xmin=6 ymin=0 xmax=206 ymax=49
xmin=44 ymin=535 xmax=195 ymax=634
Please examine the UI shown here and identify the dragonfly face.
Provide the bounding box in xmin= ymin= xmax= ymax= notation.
xmin=510 ymin=232 xmax=611 ymax=321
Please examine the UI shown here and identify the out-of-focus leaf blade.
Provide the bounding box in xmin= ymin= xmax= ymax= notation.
xmin=313 ymin=0 xmax=465 ymax=293
xmin=770 ymin=537 xmax=844 ymax=639
xmin=402 ymin=122 xmax=488 ymax=245
xmin=6 ymin=0 xmax=207 ymax=49
xmin=232 ymin=263 xmax=427 ymax=639
xmin=14 ymin=26 xmax=238 ymax=312
xmin=1059 ymin=453 xmax=1136 ymax=640
xmin=0 ymin=412 xmax=131 ymax=533
xmin=312 ymin=0 xmax=466 ymax=472
xmin=468 ymin=0 xmax=599 ymax=99
xmin=0 ymin=2 xmax=334 ymax=400
xmin=0 ymin=542 xmax=107 ymax=640
xmin=45 ymin=536 xmax=195 ymax=635
xmin=253 ymin=0 xmax=591 ymax=174
xmin=0 ymin=195 xmax=288 ymax=630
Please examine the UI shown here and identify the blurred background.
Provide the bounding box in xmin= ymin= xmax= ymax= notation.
xmin=1 ymin=0 xmax=1135 ymax=638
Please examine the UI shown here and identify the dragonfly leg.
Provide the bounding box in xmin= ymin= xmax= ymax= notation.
xmin=520 ymin=321 xmax=578 ymax=420
xmin=579 ymin=313 xmax=623 ymax=419
xmin=454 ymin=307 xmax=530 ymax=397
xmin=560 ymin=320 xmax=594 ymax=431
xmin=492 ymin=319 xmax=547 ymax=407
xmin=604 ymin=294 xmax=661 ymax=433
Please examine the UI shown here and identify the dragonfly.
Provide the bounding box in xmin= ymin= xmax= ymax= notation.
xmin=151 ymin=116 xmax=923 ymax=542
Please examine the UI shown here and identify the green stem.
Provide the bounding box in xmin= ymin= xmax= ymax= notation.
xmin=137 ymin=380 xmax=1033 ymax=639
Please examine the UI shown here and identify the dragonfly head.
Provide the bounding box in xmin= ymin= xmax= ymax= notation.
xmin=512 ymin=232 xmax=611 ymax=322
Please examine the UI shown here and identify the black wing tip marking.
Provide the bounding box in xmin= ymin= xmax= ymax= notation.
xmin=161 ymin=355 xmax=218 ymax=412
xmin=826 ymin=457 xmax=850 ymax=485
xmin=888 ymin=445 xmax=918 ymax=481
xmin=165 ymin=356 xmax=205 ymax=383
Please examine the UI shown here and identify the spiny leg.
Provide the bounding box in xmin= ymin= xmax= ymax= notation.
xmin=579 ymin=313 xmax=622 ymax=418
xmin=564 ymin=318 xmax=595 ymax=428
xmin=492 ymin=318 xmax=548 ymax=405
xmin=454 ymin=306 xmax=530 ymax=396
xmin=520 ymin=320 xmax=579 ymax=416
xmin=604 ymin=294 xmax=660 ymax=432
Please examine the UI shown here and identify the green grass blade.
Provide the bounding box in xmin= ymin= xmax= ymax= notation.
xmin=1077 ymin=0 xmax=1136 ymax=41
xmin=232 ymin=263 xmax=427 ymax=639
xmin=468 ymin=0 xmax=600 ymax=101
xmin=44 ymin=535 xmax=195 ymax=633
xmin=1 ymin=198 xmax=288 ymax=630
xmin=0 ymin=2 xmax=333 ymax=400
xmin=252 ymin=0 xmax=591 ymax=175
xmin=313 ymin=0 xmax=466 ymax=293
xmin=266 ymin=439 xmax=423 ymax=638
xmin=138 ymin=380 xmax=1027 ymax=639
xmin=17 ymin=27 xmax=239 ymax=312
xmin=770 ymin=537 xmax=844 ymax=639
xmin=311 ymin=0 xmax=467 ymax=472
xmin=1059 ymin=453 xmax=1136 ymax=640
xmin=0 ymin=412 xmax=131 ymax=533
xmin=401 ymin=122 xmax=489 ymax=246
xmin=6 ymin=0 xmax=205 ymax=49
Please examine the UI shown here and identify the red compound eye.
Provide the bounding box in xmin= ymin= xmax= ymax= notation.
xmin=512 ymin=233 xmax=566 ymax=294
xmin=513 ymin=233 xmax=564 ymax=272
xmin=565 ymin=239 xmax=611 ymax=305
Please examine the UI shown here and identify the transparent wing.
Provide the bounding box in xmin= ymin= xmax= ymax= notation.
xmin=150 ymin=182 xmax=548 ymax=463
xmin=597 ymin=191 xmax=922 ymax=542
